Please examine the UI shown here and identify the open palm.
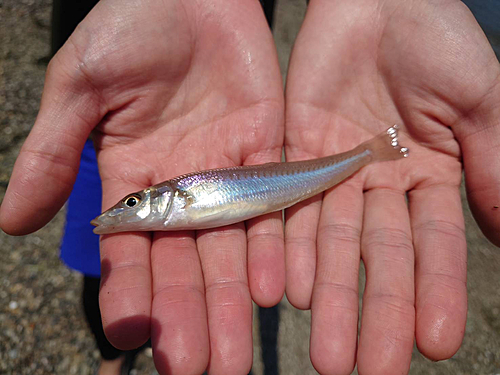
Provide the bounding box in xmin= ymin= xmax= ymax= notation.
xmin=285 ymin=1 xmax=500 ymax=374
xmin=0 ymin=0 xmax=284 ymax=373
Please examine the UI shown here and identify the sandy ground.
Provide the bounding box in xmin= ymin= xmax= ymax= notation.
xmin=1 ymin=0 xmax=499 ymax=374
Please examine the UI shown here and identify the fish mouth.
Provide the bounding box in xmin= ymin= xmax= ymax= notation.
xmin=92 ymin=224 xmax=116 ymax=235
xmin=91 ymin=219 xmax=116 ymax=234
xmin=90 ymin=213 xmax=107 ymax=228
xmin=90 ymin=214 xmax=117 ymax=234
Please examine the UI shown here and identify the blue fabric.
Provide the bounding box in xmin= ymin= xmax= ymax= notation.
xmin=60 ymin=139 xmax=102 ymax=277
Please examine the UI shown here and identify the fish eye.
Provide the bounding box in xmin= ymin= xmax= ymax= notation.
xmin=123 ymin=194 xmax=141 ymax=208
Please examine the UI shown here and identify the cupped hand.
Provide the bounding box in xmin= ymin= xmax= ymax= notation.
xmin=284 ymin=0 xmax=500 ymax=374
xmin=0 ymin=0 xmax=285 ymax=373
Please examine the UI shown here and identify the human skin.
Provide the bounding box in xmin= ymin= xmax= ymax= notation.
xmin=0 ymin=0 xmax=285 ymax=374
xmin=2 ymin=0 xmax=500 ymax=374
xmin=285 ymin=0 xmax=500 ymax=374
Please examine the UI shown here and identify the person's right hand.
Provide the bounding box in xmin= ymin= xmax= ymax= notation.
xmin=0 ymin=1 xmax=285 ymax=374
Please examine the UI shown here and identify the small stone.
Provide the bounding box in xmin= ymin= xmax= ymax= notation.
xmin=9 ymin=301 xmax=18 ymax=310
xmin=59 ymin=356 xmax=70 ymax=370
xmin=31 ymin=236 xmax=43 ymax=246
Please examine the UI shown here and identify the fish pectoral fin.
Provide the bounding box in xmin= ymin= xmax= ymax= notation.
xmin=177 ymin=189 xmax=195 ymax=209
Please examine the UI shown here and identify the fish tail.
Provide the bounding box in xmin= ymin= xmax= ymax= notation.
xmin=361 ymin=124 xmax=409 ymax=162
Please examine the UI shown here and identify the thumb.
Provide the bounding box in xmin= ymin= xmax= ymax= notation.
xmin=457 ymin=78 xmax=500 ymax=247
xmin=0 ymin=43 xmax=104 ymax=235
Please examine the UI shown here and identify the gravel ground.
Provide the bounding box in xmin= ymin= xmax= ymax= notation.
xmin=1 ymin=1 xmax=500 ymax=374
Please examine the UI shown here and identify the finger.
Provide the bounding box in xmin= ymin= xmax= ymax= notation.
xmin=0 ymin=48 xmax=104 ymax=235
xmin=197 ymin=224 xmax=253 ymax=375
xmin=455 ymin=82 xmax=500 ymax=246
xmin=150 ymin=231 xmax=209 ymax=375
xmin=310 ymin=181 xmax=363 ymax=375
xmin=284 ymin=196 xmax=322 ymax=309
xmin=244 ymin=144 xmax=285 ymax=308
xmin=246 ymin=212 xmax=285 ymax=307
xmin=357 ymin=188 xmax=415 ymax=375
xmin=99 ymin=180 xmax=152 ymax=350
xmin=409 ymin=185 xmax=467 ymax=360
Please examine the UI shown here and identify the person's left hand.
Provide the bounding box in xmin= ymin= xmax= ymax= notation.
xmin=284 ymin=0 xmax=500 ymax=374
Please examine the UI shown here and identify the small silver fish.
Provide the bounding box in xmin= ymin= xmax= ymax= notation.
xmin=91 ymin=125 xmax=408 ymax=234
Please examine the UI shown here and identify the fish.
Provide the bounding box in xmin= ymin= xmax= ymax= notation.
xmin=91 ymin=125 xmax=408 ymax=234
